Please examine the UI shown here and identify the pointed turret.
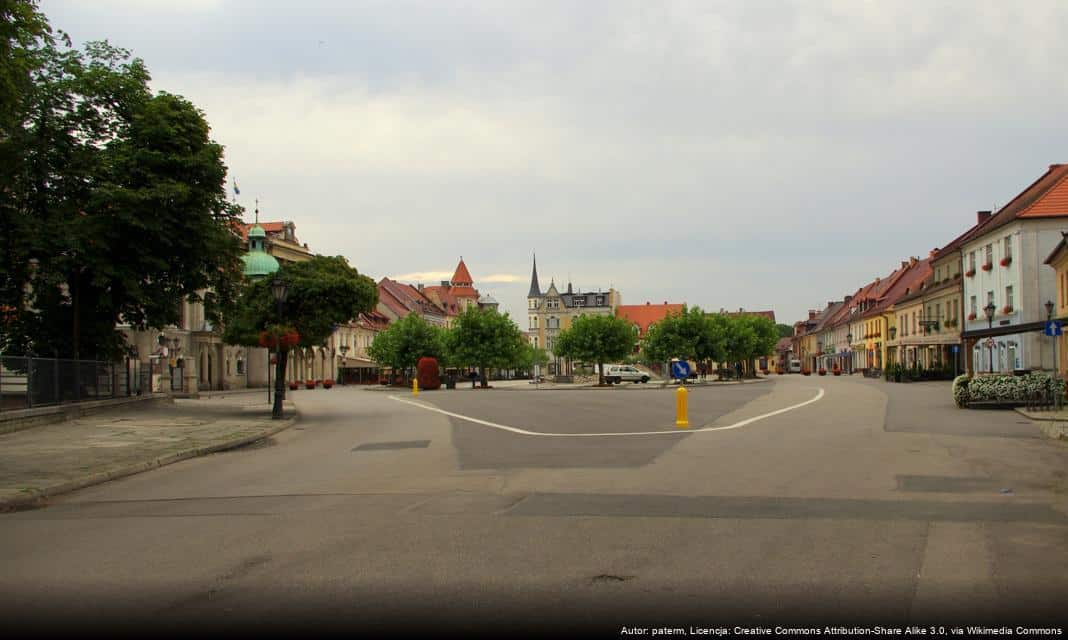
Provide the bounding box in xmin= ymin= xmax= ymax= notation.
xmin=451 ymin=257 xmax=473 ymax=287
xmin=528 ymin=253 xmax=541 ymax=297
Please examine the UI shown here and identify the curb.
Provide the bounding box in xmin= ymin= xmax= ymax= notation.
xmin=0 ymin=407 xmax=300 ymax=513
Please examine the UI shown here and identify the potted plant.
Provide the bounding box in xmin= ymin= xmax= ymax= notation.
xmin=967 ymin=312 xmax=977 ymax=321
xmin=965 ymin=268 xmax=975 ymax=277
xmin=818 ymin=367 xmax=827 ymax=376
xmin=323 ymin=379 xmax=334 ymax=389
xmin=1002 ymin=305 xmax=1014 ymax=315
xmin=802 ymin=368 xmax=812 ymax=376
xmin=305 ymin=379 xmax=315 ymax=389
xmin=981 ymin=262 xmax=993 ymax=271
xmin=1000 ymin=256 xmax=1012 ymax=267
xmin=288 ymin=381 xmax=299 ymax=390
xmin=832 ymin=366 xmax=841 ymax=376
xmin=777 ymin=368 xmax=785 ymax=375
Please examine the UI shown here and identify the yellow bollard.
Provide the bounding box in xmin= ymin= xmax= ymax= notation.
xmin=675 ymin=385 xmax=689 ymax=428
xmin=413 ymin=378 xmax=419 ymax=396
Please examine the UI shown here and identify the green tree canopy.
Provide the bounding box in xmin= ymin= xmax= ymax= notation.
xmin=641 ymin=305 xmax=722 ymax=364
xmin=0 ymin=18 xmax=244 ymax=360
xmin=776 ymin=323 xmax=794 ymax=339
xmin=367 ymin=312 xmax=444 ymax=377
xmin=554 ymin=313 xmax=636 ymax=384
xmin=444 ymin=306 xmax=523 ymax=387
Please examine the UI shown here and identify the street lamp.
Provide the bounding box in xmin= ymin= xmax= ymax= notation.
xmin=984 ymin=301 xmax=996 ymax=374
xmin=845 ymin=333 xmax=853 ymax=373
xmin=817 ymin=341 xmax=823 ymax=371
xmin=1046 ymin=300 xmax=1057 ymax=382
xmin=271 ymin=277 xmax=289 ymax=419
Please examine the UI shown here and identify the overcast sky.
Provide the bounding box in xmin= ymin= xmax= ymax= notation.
xmin=41 ymin=0 xmax=1068 ymax=325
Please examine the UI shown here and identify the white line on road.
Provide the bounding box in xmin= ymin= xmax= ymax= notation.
xmin=387 ymin=388 xmax=825 ymax=438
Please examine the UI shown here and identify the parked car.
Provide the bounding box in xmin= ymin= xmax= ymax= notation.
xmin=788 ymin=359 xmax=802 ymax=373
xmin=603 ymin=364 xmax=649 ymax=384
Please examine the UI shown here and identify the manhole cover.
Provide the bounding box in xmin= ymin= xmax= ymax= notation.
xmin=353 ymin=440 xmax=430 ymax=451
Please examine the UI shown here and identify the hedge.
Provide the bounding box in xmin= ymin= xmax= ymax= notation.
xmin=953 ymin=372 xmax=1065 ymax=408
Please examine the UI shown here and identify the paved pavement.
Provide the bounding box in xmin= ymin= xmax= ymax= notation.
xmin=2 ymin=376 xmax=1067 ymax=635
xmin=0 ymin=394 xmax=296 ymax=510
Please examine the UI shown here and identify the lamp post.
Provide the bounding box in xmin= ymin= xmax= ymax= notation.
xmin=1046 ymin=300 xmax=1057 ymax=380
xmin=984 ymin=302 xmax=996 ymax=374
xmin=817 ymin=341 xmax=823 ymax=371
xmin=339 ymin=344 xmax=349 ymax=385
xmin=846 ymin=332 xmax=853 ymax=373
xmin=271 ymin=277 xmax=289 ymax=419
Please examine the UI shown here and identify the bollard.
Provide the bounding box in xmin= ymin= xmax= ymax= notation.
xmin=675 ymin=385 xmax=689 ymax=428
xmin=413 ymin=378 xmax=419 ymax=397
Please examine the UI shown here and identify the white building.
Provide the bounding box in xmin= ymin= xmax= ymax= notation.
xmin=961 ymin=164 xmax=1068 ymax=374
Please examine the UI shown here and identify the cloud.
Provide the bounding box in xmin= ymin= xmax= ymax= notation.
xmin=481 ymin=274 xmax=523 ymax=283
xmin=389 ymin=271 xmax=453 ymax=283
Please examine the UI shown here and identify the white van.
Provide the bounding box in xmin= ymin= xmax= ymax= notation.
xmin=788 ymin=359 xmax=802 ymax=373
xmin=603 ymin=364 xmax=650 ymax=384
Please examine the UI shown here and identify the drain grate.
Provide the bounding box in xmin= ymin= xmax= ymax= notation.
xmin=353 ymin=440 xmax=430 ymax=451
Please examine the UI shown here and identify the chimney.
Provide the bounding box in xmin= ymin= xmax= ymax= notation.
xmin=808 ymin=310 xmax=817 ymax=320
xmin=663 ymin=301 xmax=668 ymax=305
xmin=646 ymin=301 xmax=650 ymax=305
xmin=977 ymin=210 xmax=992 ymax=225
xmin=901 ymin=261 xmax=908 ymax=269
xmin=909 ymin=256 xmax=918 ymax=266
xmin=929 ymin=248 xmax=939 ymax=258
xmin=417 ymin=284 xmax=424 ymax=291
xmin=739 ymin=307 xmax=744 ymax=312
xmin=844 ymin=295 xmax=853 ymax=302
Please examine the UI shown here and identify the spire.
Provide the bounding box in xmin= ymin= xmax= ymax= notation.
xmin=528 ymin=252 xmax=541 ymax=297
xmin=451 ymin=257 xmax=473 ymax=286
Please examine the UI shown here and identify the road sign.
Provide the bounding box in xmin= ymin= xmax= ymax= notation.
xmin=950 ymin=345 xmax=959 ymax=354
xmin=1045 ymin=320 xmax=1063 ymax=337
xmin=670 ymin=360 xmax=691 ymax=379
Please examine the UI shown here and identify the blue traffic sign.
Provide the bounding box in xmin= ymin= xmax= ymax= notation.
xmin=951 ymin=345 xmax=959 ymax=354
xmin=671 ymin=360 xmax=691 ymax=379
xmin=1045 ymin=320 xmax=1063 ymax=337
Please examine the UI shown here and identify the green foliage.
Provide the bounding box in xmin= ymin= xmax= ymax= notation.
xmin=776 ymin=323 xmax=794 ymax=339
xmin=641 ymin=305 xmax=720 ymax=364
xmin=952 ymin=374 xmax=970 ymax=408
xmin=367 ymin=312 xmax=444 ymax=373
xmin=445 ymin=306 xmax=523 ymax=385
xmin=514 ymin=343 xmax=549 ymax=372
xmin=223 ymin=255 xmax=377 ymax=350
xmin=958 ymin=373 xmax=1065 ymax=407
xmin=0 ymin=16 xmax=244 ymax=360
xmin=554 ymin=313 xmax=637 ymax=384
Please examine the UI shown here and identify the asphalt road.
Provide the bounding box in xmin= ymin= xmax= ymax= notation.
xmin=2 ymin=375 xmax=1067 ymax=635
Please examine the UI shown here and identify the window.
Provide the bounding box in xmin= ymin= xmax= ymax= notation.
xmin=529 ymin=316 xmax=537 ymax=329
xmin=912 ymin=312 xmax=916 ymax=335
xmin=970 ymin=296 xmax=977 ymax=317
xmin=596 ymin=296 xmax=604 ymax=305
xmin=236 ymin=359 xmax=245 ymax=375
xmin=985 ymin=244 xmax=992 ymax=266
xmin=1005 ymin=285 xmax=1013 ymax=310
xmin=969 ymin=252 xmax=976 ymax=272
xmin=573 ymin=297 xmax=585 ymax=306
xmin=1004 ymin=236 xmax=1012 ymax=259
xmin=547 ymin=317 xmax=559 ymax=329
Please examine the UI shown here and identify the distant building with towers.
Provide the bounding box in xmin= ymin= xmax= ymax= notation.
xmin=525 ymin=254 xmax=622 ymax=376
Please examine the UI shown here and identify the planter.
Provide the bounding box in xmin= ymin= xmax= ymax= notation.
xmin=802 ymin=370 xmax=812 ymax=376
xmin=323 ymin=379 xmax=334 ymax=389
xmin=818 ymin=369 xmax=827 ymax=376
xmin=1000 ymin=257 xmax=1012 ymax=267
xmin=288 ymin=382 xmax=299 ymax=391
xmin=981 ymin=263 xmax=993 ymax=272
xmin=1002 ymin=306 xmax=1014 ymax=315
xmin=832 ymin=369 xmax=841 ymax=376
xmin=967 ymin=313 xmax=977 ymax=321
xmin=965 ymin=269 xmax=975 ymax=277
xmin=305 ymin=379 xmax=315 ymax=389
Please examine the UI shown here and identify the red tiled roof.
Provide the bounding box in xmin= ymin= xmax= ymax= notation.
xmin=976 ymin=164 xmax=1068 ymax=234
xmin=723 ymin=309 xmax=776 ymax=323
xmin=869 ymin=258 xmax=933 ymax=315
xmin=1019 ymin=167 xmax=1068 ymax=218
xmin=616 ymin=303 xmax=685 ymax=337
xmin=451 ymin=259 xmax=473 ymax=286
xmin=377 ymin=278 xmax=444 ymax=319
xmin=237 ymin=221 xmax=286 ymax=241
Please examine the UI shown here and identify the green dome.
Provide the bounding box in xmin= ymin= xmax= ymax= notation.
xmin=242 ymin=250 xmax=279 ymax=278
xmin=248 ymin=224 xmax=266 ymax=239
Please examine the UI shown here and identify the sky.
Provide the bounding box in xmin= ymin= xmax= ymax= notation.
xmin=40 ymin=0 xmax=1068 ymax=326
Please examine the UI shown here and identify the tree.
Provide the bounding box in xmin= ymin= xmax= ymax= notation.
xmin=776 ymin=323 xmax=794 ymax=339
xmin=223 ymin=255 xmax=377 ymax=416
xmin=513 ymin=342 xmax=549 ymax=376
xmin=445 ymin=306 xmax=524 ymax=388
xmin=641 ymin=305 xmax=723 ymax=367
xmin=367 ymin=313 xmax=444 ymax=384
xmin=554 ymin=313 xmax=636 ymax=385
xmin=717 ymin=314 xmax=779 ymax=378
xmin=0 ymin=28 xmax=244 ymax=360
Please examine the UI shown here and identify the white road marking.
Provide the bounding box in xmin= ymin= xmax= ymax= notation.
xmin=387 ymin=388 xmax=825 ymax=438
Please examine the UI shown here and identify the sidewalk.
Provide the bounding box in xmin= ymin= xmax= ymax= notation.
xmin=0 ymin=394 xmax=297 ymax=511
xmin=1015 ymin=407 xmax=1068 ymax=441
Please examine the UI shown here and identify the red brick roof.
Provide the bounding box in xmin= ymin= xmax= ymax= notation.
xmin=616 ymin=303 xmax=685 ymax=337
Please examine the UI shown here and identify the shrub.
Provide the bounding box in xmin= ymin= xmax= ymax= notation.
xmin=417 ymin=357 xmax=441 ymax=390
xmin=957 ymin=372 xmax=1065 ymax=407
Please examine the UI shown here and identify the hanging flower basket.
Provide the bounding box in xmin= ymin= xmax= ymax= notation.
xmin=981 ymin=263 xmax=993 ymax=272
xmin=965 ymin=269 xmax=975 ymax=277
xmin=258 ymin=329 xmax=300 ymax=349
xmin=1000 ymin=257 xmax=1012 ymax=267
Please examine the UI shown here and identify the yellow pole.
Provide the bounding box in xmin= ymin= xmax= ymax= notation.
xmin=675 ymin=385 xmax=689 ymax=428
xmin=413 ymin=378 xmax=419 ymax=396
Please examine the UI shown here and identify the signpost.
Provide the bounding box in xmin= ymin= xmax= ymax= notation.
xmin=1046 ymin=321 xmax=1062 ymax=409
xmin=951 ymin=344 xmax=959 ymax=378
xmin=671 ymin=360 xmax=691 ymax=383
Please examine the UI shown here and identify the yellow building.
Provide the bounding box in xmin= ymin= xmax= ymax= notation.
xmin=1044 ymin=231 xmax=1068 ymax=378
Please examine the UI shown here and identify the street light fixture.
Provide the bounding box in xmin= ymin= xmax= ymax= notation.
xmin=271 ymin=277 xmax=289 ymax=419
xmin=984 ymin=301 xmax=996 ymax=374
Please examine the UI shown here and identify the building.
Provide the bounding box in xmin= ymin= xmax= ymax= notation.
xmin=334 ymin=311 xmax=391 ymax=384
xmin=526 ymin=254 xmax=622 ymax=376
xmin=420 ymin=258 xmax=482 ymax=323
xmin=1043 ymin=231 xmax=1068 ymax=378
xmin=961 ymin=164 xmax=1068 ymax=374
xmin=377 ymin=278 xmax=448 ymax=327
xmin=616 ymin=302 xmax=685 ymax=353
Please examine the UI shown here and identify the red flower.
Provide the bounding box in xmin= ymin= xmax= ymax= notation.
xmin=967 ymin=312 xmax=977 ymax=321
xmin=981 ymin=263 xmax=993 ymax=271
xmin=965 ymin=269 xmax=976 ymax=277
xmin=1000 ymin=256 xmax=1012 ymax=267
xmin=1002 ymin=305 xmax=1014 ymax=315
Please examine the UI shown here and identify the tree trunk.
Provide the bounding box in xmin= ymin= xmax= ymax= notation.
xmin=272 ymin=349 xmax=288 ymax=419
xmin=599 ymin=361 xmax=604 ymax=385
xmin=479 ymin=363 xmax=488 ymax=388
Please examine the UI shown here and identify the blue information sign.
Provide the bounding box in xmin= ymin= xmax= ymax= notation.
xmin=671 ymin=360 xmax=691 ymax=379
xmin=951 ymin=345 xmax=959 ymax=354
xmin=1045 ymin=320 xmax=1063 ymax=337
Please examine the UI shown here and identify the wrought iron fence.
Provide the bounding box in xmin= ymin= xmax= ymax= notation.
xmin=0 ymin=355 xmax=160 ymax=412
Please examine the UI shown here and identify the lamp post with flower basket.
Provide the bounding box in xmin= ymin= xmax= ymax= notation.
xmin=270 ymin=277 xmax=289 ymax=419
xmin=984 ymin=302 xmax=996 ymax=374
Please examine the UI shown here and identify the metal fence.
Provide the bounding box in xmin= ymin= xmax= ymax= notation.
xmin=0 ymin=355 xmax=158 ymax=412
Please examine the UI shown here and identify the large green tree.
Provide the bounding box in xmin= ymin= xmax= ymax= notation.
xmin=554 ymin=313 xmax=636 ymax=385
xmin=444 ymin=306 xmax=523 ymax=387
xmin=0 ymin=16 xmax=244 ymax=360
xmin=223 ymin=255 xmax=377 ymax=415
xmin=641 ymin=305 xmax=723 ymax=366
xmin=367 ymin=312 xmax=444 ymax=384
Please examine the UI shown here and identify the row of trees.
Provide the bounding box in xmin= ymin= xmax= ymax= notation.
xmin=368 ymin=306 xmax=548 ymax=388
xmin=640 ymin=306 xmax=780 ymax=376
